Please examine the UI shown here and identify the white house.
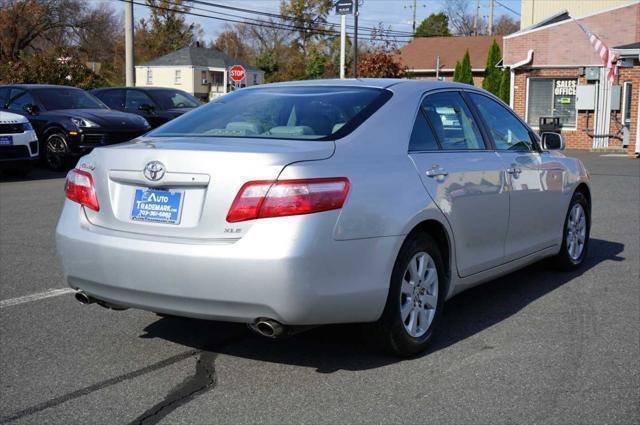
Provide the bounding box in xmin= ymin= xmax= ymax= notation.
xmin=135 ymin=46 xmax=265 ymax=101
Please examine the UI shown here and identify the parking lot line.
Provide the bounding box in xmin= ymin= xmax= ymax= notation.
xmin=0 ymin=288 xmax=75 ymax=308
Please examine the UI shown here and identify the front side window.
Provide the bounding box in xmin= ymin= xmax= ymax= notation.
xmin=469 ymin=93 xmax=534 ymax=152
xmin=422 ymin=92 xmax=485 ymax=150
xmin=31 ymin=88 xmax=106 ymax=110
xmin=7 ymin=89 xmax=36 ymax=113
xmin=149 ymin=86 xmax=391 ymax=141
xmin=125 ymin=90 xmax=155 ymax=110
xmin=148 ymin=90 xmax=201 ymax=109
xmin=527 ymin=78 xmax=577 ymax=127
xmin=95 ymin=89 xmax=125 ymax=109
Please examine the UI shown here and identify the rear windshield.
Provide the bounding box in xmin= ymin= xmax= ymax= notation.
xmin=32 ymin=88 xmax=107 ymax=110
xmin=148 ymin=86 xmax=391 ymax=140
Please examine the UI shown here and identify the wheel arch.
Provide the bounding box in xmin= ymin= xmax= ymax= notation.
xmin=574 ymin=183 xmax=591 ymax=213
xmin=404 ymin=219 xmax=453 ymax=297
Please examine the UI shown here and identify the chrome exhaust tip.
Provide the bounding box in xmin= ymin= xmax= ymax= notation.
xmin=74 ymin=291 xmax=94 ymax=305
xmin=249 ymin=319 xmax=285 ymax=338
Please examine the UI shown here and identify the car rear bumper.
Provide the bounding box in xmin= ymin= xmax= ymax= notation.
xmin=55 ymin=201 xmax=400 ymax=325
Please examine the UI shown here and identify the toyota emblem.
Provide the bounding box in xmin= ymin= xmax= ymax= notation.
xmin=143 ymin=161 xmax=165 ymax=181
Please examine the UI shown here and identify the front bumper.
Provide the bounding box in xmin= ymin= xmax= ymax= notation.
xmin=55 ymin=201 xmax=400 ymax=325
xmin=67 ymin=129 xmax=147 ymax=155
xmin=0 ymin=130 xmax=39 ymax=162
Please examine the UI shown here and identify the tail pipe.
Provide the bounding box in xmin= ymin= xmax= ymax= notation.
xmin=74 ymin=291 xmax=128 ymax=311
xmin=248 ymin=318 xmax=316 ymax=339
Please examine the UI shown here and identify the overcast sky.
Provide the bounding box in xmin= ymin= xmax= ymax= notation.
xmin=101 ymin=0 xmax=522 ymax=42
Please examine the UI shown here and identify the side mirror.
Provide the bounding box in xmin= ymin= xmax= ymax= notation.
xmin=24 ymin=104 xmax=39 ymax=115
xmin=541 ymin=132 xmax=565 ymax=151
xmin=138 ymin=104 xmax=154 ymax=113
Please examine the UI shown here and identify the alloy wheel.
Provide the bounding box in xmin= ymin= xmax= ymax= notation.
xmin=46 ymin=135 xmax=66 ymax=170
xmin=566 ymin=203 xmax=587 ymax=261
xmin=399 ymin=252 xmax=439 ymax=338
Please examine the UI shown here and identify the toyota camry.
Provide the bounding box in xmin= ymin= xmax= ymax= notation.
xmin=55 ymin=80 xmax=591 ymax=356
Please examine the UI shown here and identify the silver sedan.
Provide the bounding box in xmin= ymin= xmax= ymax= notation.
xmin=56 ymin=79 xmax=591 ymax=357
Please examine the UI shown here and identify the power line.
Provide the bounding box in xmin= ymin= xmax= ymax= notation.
xmin=493 ymin=0 xmax=520 ymax=17
xmin=118 ymin=0 xmax=415 ymax=42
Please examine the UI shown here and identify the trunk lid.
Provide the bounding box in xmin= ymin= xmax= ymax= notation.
xmin=82 ymin=137 xmax=335 ymax=240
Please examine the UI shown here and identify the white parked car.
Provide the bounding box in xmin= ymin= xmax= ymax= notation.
xmin=0 ymin=110 xmax=38 ymax=175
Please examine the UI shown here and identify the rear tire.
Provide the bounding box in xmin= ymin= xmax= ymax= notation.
xmin=372 ymin=233 xmax=446 ymax=357
xmin=553 ymin=191 xmax=590 ymax=271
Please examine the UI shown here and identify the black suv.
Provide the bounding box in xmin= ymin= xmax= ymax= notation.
xmin=0 ymin=85 xmax=151 ymax=170
xmin=90 ymin=87 xmax=201 ymax=129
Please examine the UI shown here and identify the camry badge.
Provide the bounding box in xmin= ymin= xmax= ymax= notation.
xmin=143 ymin=161 xmax=165 ymax=181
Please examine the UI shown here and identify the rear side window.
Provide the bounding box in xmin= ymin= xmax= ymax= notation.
xmin=409 ymin=111 xmax=439 ymax=151
xmin=96 ymin=90 xmax=125 ymax=109
xmin=422 ymin=92 xmax=485 ymax=150
xmin=149 ymin=86 xmax=392 ymax=141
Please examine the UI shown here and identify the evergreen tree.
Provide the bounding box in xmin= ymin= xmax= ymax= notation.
xmin=415 ymin=13 xmax=451 ymax=37
xmin=453 ymin=60 xmax=461 ymax=82
xmin=459 ymin=49 xmax=474 ymax=85
xmin=499 ymin=68 xmax=510 ymax=104
xmin=482 ymin=39 xmax=502 ymax=96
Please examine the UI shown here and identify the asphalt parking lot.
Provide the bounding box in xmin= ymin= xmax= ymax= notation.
xmin=0 ymin=151 xmax=638 ymax=424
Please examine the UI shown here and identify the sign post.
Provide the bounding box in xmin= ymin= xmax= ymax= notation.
xmin=335 ymin=0 xmax=354 ymax=79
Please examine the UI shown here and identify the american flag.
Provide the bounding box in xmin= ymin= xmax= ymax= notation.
xmin=577 ymin=22 xmax=618 ymax=83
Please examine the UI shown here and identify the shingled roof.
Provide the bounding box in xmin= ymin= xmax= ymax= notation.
xmin=142 ymin=46 xmax=260 ymax=72
xmin=398 ymin=36 xmax=504 ymax=71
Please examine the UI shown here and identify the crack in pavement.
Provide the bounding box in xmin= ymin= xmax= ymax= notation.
xmin=0 ymin=350 xmax=198 ymax=424
xmin=127 ymin=351 xmax=218 ymax=425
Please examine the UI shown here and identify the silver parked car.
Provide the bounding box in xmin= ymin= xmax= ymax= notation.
xmin=56 ymin=80 xmax=591 ymax=356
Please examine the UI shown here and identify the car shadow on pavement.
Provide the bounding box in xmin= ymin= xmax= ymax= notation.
xmin=140 ymin=238 xmax=624 ymax=374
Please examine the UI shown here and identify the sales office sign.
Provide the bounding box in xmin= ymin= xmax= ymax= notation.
xmin=554 ymin=80 xmax=577 ymax=96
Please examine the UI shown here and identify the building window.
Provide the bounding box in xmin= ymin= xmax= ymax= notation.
xmin=622 ymin=81 xmax=632 ymax=127
xmin=175 ymin=70 xmax=182 ymax=84
xmin=146 ymin=68 xmax=153 ymax=85
xmin=527 ymin=78 xmax=577 ymax=128
xmin=201 ymin=70 xmax=208 ymax=84
xmin=253 ymin=73 xmax=257 ymax=85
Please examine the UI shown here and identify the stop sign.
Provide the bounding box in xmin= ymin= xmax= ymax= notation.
xmin=229 ymin=65 xmax=246 ymax=82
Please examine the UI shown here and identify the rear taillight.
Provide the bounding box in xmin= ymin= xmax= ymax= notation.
xmin=227 ymin=177 xmax=350 ymax=223
xmin=65 ymin=168 xmax=99 ymax=211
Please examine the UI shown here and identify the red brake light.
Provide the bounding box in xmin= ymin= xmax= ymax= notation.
xmin=226 ymin=178 xmax=350 ymax=223
xmin=65 ymin=168 xmax=99 ymax=211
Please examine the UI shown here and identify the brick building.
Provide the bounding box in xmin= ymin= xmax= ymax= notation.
xmin=398 ymin=36 xmax=503 ymax=86
xmin=503 ymin=1 xmax=640 ymax=155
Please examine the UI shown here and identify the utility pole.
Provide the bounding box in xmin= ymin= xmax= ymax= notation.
xmin=412 ymin=0 xmax=417 ymax=33
xmin=340 ymin=13 xmax=346 ymax=79
xmin=473 ymin=0 xmax=480 ymax=35
xmin=353 ymin=0 xmax=359 ymax=78
xmin=488 ymin=0 xmax=494 ymax=35
xmin=125 ymin=0 xmax=135 ymax=86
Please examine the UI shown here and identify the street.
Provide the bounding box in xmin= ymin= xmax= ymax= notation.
xmin=0 ymin=151 xmax=638 ymax=424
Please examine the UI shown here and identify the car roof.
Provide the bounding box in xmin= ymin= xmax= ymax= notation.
xmin=92 ymin=87 xmax=186 ymax=91
xmin=248 ymin=78 xmax=476 ymax=91
xmin=2 ymin=84 xmax=84 ymax=90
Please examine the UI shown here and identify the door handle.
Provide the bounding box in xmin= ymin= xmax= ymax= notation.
xmin=426 ymin=167 xmax=449 ymax=178
xmin=506 ymin=167 xmax=522 ymax=175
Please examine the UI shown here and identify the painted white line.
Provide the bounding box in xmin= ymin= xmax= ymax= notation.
xmin=0 ymin=288 xmax=75 ymax=308
xmin=600 ymin=154 xmax=629 ymax=157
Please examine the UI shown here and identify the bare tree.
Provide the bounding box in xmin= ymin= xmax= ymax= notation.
xmin=493 ymin=15 xmax=520 ymax=35
xmin=444 ymin=0 xmax=487 ymax=36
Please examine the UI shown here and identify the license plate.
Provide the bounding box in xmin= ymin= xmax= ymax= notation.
xmin=0 ymin=136 xmax=13 ymax=145
xmin=131 ymin=188 xmax=183 ymax=224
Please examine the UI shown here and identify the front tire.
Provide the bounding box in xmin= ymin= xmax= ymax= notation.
xmin=553 ymin=191 xmax=590 ymax=270
xmin=44 ymin=132 xmax=69 ymax=171
xmin=372 ymin=233 xmax=446 ymax=357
